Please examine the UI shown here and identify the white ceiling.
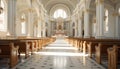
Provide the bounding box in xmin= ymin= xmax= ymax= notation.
xmin=39 ymin=0 xmax=80 ymax=15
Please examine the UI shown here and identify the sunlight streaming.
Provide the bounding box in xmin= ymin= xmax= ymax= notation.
xmin=53 ymin=56 xmax=67 ymax=68
xmin=35 ymin=52 xmax=88 ymax=56
xmin=44 ymin=47 xmax=77 ymax=50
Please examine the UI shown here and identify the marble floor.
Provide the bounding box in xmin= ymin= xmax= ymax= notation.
xmin=4 ymin=39 xmax=106 ymax=69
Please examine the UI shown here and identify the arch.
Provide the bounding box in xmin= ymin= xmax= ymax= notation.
xmin=0 ymin=0 xmax=7 ymax=32
xmin=49 ymin=4 xmax=71 ymax=17
xmin=20 ymin=13 xmax=27 ymax=34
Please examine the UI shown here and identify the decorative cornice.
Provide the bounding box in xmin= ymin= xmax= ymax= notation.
xmin=96 ymin=0 xmax=104 ymax=5
xmin=112 ymin=12 xmax=119 ymax=16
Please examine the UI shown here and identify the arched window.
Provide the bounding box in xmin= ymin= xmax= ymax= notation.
xmin=53 ymin=9 xmax=67 ymax=19
xmin=105 ymin=9 xmax=109 ymax=32
xmin=0 ymin=0 xmax=6 ymax=31
xmin=119 ymin=8 xmax=120 ymax=14
xmin=21 ymin=14 xmax=26 ymax=34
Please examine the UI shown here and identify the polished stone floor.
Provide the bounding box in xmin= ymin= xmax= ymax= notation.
xmin=2 ymin=38 xmax=106 ymax=69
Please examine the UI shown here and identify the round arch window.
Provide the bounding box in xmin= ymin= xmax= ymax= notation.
xmin=53 ymin=9 xmax=67 ymax=19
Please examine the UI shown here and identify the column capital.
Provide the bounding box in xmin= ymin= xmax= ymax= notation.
xmin=96 ymin=0 xmax=104 ymax=5
xmin=84 ymin=9 xmax=90 ymax=13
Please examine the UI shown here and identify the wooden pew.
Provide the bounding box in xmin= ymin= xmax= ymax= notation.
xmin=38 ymin=39 xmax=42 ymax=50
xmin=107 ymin=45 xmax=120 ymax=69
xmin=87 ymin=42 xmax=98 ymax=57
xmin=79 ymin=38 xmax=95 ymax=54
xmin=86 ymin=39 xmax=120 ymax=57
xmin=0 ymin=37 xmax=55 ymax=68
xmin=28 ymin=41 xmax=35 ymax=55
xmin=0 ymin=43 xmax=19 ymax=68
xmin=95 ymin=42 xmax=120 ymax=64
xmin=16 ymin=37 xmax=42 ymax=58
xmin=15 ymin=41 xmax=30 ymax=59
xmin=87 ymin=41 xmax=111 ymax=58
xmin=0 ymin=49 xmax=1 ymax=53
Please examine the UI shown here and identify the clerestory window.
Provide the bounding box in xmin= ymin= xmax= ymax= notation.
xmin=53 ymin=9 xmax=67 ymax=19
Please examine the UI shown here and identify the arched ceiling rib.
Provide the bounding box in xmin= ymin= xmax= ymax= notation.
xmin=39 ymin=0 xmax=79 ymax=15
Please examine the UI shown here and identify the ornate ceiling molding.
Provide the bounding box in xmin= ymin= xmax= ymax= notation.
xmin=40 ymin=0 xmax=78 ymax=15
xmin=49 ymin=4 xmax=71 ymax=17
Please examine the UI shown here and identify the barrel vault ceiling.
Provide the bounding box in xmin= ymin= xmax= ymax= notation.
xmin=39 ymin=0 xmax=80 ymax=15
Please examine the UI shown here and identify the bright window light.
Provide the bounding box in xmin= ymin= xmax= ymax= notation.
xmin=35 ymin=51 xmax=88 ymax=56
xmin=105 ymin=9 xmax=109 ymax=32
xmin=119 ymin=8 xmax=120 ymax=14
xmin=53 ymin=9 xmax=67 ymax=19
xmin=0 ymin=0 xmax=6 ymax=31
xmin=21 ymin=22 xmax=26 ymax=34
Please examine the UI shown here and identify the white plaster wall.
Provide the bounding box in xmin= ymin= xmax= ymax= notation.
xmin=103 ymin=10 xmax=116 ymax=38
xmin=0 ymin=31 xmax=7 ymax=37
xmin=118 ymin=16 xmax=120 ymax=37
xmin=15 ymin=19 xmax=21 ymax=36
xmin=103 ymin=4 xmax=115 ymax=38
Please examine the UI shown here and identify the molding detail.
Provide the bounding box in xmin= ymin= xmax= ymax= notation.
xmin=112 ymin=12 xmax=119 ymax=16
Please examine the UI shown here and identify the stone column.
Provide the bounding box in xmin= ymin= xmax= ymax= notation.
xmin=47 ymin=22 xmax=50 ymax=37
xmin=68 ymin=22 xmax=70 ymax=36
xmin=69 ymin=22 xmax=73 ymax=37
xmin=42 ymin=22 xmax=46 ymax=37
xmin=78 ymin=12 xmax=83 ymax=38
xmin=37 ymin=19 xmax=42 ymax=37
xmin=84 ymin=9 xmax=90 ymax=38
xmin=113 ymin=12 xmax=120 ymax=39
xmin=47 ymin=20 xmax=52 ymax=37
xmin=27 ymin=12 xmax=31 ymax=37
xmin=74 ymin=20 xmax=78 ymax=37
xmin=8 ymin=0 xmax=16 ymax=36
xmin=95 ymin=0 xmax=104 ymax=38
xmin=51 ymin=22 xmax=54 ymax=36
xmin=78 ymin=18 xmax=83 ymax=38
xmin=39 ymin=22 xmax=42 ymax=37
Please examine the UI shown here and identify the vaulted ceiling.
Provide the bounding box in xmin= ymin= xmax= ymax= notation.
xmin=39 ymin=0 xmax=80 ymax=15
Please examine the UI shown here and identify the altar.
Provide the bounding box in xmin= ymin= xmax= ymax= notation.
xmin=55 ymin=17 xmax=66 ymax=37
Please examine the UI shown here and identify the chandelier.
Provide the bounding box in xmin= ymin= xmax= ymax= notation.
xmin=0 ymin=0 xmax=3 ymax=14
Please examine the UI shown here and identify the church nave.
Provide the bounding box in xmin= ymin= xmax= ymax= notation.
xmin=12 ymin=39 xmax=105 ymax=69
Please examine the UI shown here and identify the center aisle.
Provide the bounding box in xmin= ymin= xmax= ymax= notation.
xmin=16 ymin=38 xmax=105 ymax=69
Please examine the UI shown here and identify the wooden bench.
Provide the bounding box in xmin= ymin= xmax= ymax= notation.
xmin=0 ymin=43 xmax=19 ymax=68
xmin=86 ymin=39 xmax=120 ymax=57
xmin=107 ymin=45 xmax=120 ymax=69
xmin=28 ymin=40 xmax=35 ymax=55
xmin=79 ymin=38 xmax=94 ymax=53
xmin=87 ymin=41 xmax=112 ymax=58
xmin=95 ymin=42 xmax=120 ymax=64
xmin=14 ymin=41 xmax=30 ymax=59
xmin=0 ymin=49 xmax=1 ymax=53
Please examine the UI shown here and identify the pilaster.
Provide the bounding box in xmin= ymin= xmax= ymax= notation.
xmin=8 ymin=0 xmax=16 ymax=36
xmin=95 ymin=0 xmax=104 ymax=38
xmin=84 ymin=9 xmax=90 ymax=38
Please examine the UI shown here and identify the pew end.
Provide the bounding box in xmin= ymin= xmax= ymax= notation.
xmin=0 ymin=43 xmax=19 ymax=68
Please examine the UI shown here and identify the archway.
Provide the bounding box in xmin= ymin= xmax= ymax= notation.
xmin=0 ymin=0 xmax=7 ymax=32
